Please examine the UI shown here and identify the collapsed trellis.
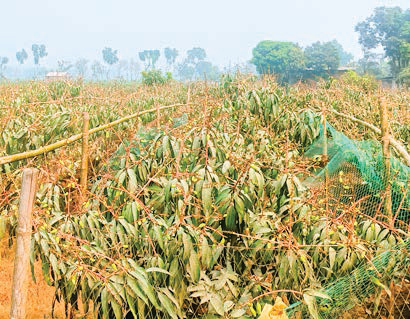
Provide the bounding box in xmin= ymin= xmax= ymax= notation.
xmin=2 ymin=81 xmax=409 ymax=319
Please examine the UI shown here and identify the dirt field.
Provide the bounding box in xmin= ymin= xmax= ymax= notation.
xmin=0 ymin=238 xmax=65 ymax=319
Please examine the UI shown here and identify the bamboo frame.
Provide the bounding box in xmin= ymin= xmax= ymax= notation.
xmin=0 ymin=103 xmax=185 ymax=166
xmin=326 ymin=108 xmax=410 ymax=167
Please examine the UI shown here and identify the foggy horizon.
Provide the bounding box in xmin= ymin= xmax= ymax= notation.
xmin=1 ymin=0 xmax=409 ymax=69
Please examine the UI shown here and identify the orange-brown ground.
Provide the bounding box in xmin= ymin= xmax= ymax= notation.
xmin=0 ymin=238 xmax=65 ymax=319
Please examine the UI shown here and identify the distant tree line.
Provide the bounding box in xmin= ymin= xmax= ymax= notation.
xmin=2 ymin=6 xmax=409 ymax=85
xmin=251 ymin=40 xmax=354 ymax=83
xmin=252 ymin=6 xmax=410 ymax=85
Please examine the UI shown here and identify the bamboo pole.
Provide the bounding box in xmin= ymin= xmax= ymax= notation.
xmin=80 ymin=112 xmax=90 ymax=196
xmin=322 ymin=104 xmax=329 ymax=215
xmin=156 ymin=103 xmax=161 ymax=130
xmin=10 ymin=168 xmax=39 ymax=319
xmin=326 ymin=108 xmax=410 ymax=167
xmin=322 ymin=105 xmax=328 ymax=162
xmin=0 ymin=103 xmax=185 ymax=166
xmin=379 ymin=98 xmax=393 ymax=221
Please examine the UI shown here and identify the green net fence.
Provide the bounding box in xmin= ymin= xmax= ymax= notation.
xmin=286 ymin=124 xmax=410 ymax=318
xmin=304 ymin=123 xmax=409 ymax=227
xmin=287 ymin=238 xmax=410 ymax=319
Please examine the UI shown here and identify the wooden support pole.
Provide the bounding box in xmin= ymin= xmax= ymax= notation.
xmin=322 ymin=104 xmax=328 ymax=162
xmin=80 ymin=112 xmax=90 ymax=196
xmin=379 ymin=98 xmax=393 ymax=221
xmin=10 ymin=168 xmax=39 ymax=319
xmin=322 ymin=104 xmax=329 ymax=215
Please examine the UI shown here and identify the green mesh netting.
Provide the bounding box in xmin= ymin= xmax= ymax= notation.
xmin=286 ymin=124 xmax=410 ymax=318
xmin=286 ymin=238 xmax=410 ymax=319
xmin=304 ymin=124 xmax=410 ymax=225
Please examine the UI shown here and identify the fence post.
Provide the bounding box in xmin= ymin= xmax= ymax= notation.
xmin=80 ymin=112 xmax=90 ymax=198
xmin=10 ymin=168 xmax=39 ymax=319
xmin=379 ymin=98 xmax=393 ymax=222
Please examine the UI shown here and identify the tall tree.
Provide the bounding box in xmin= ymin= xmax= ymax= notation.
xmin=355 ymin=6 xmax=410 ymax=77
xmin=251 ymin=41 xmax=305 ymax=82
xmin=177 ymin=61 xmax=195 ymax=81
xmin=187 ymin=47 xmax=206 ymax=64
xmin=329 ymin=40 xmax=354 ymax=66
xmin=102 ymin=47 xmax=119 ymax=65
xmin=164 ymin=47 xmax=178 ymax=68
xmin=139 ymin=50 xmax=160 ymax=70
xmin=91 ymin=61 xmax=106 ymax=81
xmin=195 ymin=61 xmax=220 ymax=81
xmin=75 ymin=59 xmax=88 ymax=78
xmin=304 ymin=41 xmax=340 ymax=74
xmin=16 ymin=49 xmax=28 ymax=65
xmin=0 ymin=57 xmax=9 ymax=77
xmin=32 ymin=44 xmax=48 ymax=65
xmin=57 ymin=60 xmax=73 ymax=72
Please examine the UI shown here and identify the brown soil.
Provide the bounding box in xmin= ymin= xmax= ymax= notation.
xmin=0 ymin=238 xmax=65 ymax=319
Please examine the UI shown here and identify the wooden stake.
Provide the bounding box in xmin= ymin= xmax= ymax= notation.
xmin=10 ymin=168 xmax=39 ymax=319
xmin=322 ymin=104 xmax=329 ymax=215
xmin=80 ymin=112 xmax=90 ymax=197
xmin=379 ymin=98 xmax=393 ymax=222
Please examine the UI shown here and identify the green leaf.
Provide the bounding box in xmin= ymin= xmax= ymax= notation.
xmin=329 ymin=247 xmax=336 ymax=270
xmin=230 ymin=308 xmax=246 ymax=318
xmin=49 ymin=253 xmax=59 ymax=277
xmin=127 ymin=275 xmax=149 ymax=305
xmin=222 ymin=160 xmax=231 ymax=174
xmin=304 ymin=294 xmax=319 ymax=319
xmin=101 ymin=287 xmax=109 ymax=319
xmin=40 ymin=238 xmax=50 ymax=256
xmin=129 ymin=269 xmax=159 ymax=308
xmin=146 ymin=267 xmax=171 ymax=275
xmin=189 ymin=250 xmax=201 ymax=283
xmin=210 ymin=293 xmax=224 ymax=316
xmin=202 ymin=183 xmax=212 ymax=216
xmin=126 ymin=289 xmax=138 ymax=318
xmin=127 ymin=168 xmax=138 ymax=193
xmin=158 ymin=292 xmax=178 ymax=319
xmin=111 ymin=299 xmax=123 ymax=319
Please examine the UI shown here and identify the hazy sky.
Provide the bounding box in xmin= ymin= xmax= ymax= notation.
xmin=1 ymin=0 xmax=409 ymax=67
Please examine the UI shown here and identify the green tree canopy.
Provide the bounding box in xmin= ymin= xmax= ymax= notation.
xmin=304 ymin=41 xmax=340 ymax=73
xmin=75 ymin=59 xmax=89 ymax=78
xmin=195 ymin=61 xmax=220 ymax=81
xmin=102 ymin=47 xmax=119 ymax=65
xmin=187 ymin=47 xmax=206 ymax=64
xmin=16 ymin=49 xmax=28 ymax=65
xmin=251 ymin=41 xmax=305 ymax=82
xmin=355 ymin=6 xmax=410 ymax=76
xmin=329 ymin=40 xmax=354 ymax=66
xmin=0 ymin=57 xmax=9 ymax=77
xmin=139 ymin=50 xmax=160 ymax=70
xmin=164 ymin=47 xmax=178 ymax=66
xmin=32 ymin=44 xmax=47 ymax=65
